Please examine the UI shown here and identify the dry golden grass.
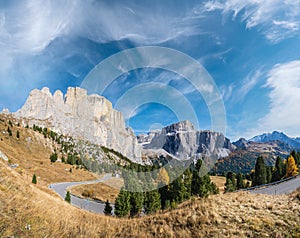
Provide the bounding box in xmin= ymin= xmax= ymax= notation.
xmin=210 ymin=176 xmax=226 ymax=193
xmin=0 ymin=115 xmax=97 ymax=186
xmin=1 ymin=115 xmax=300 ymax=237
xmin=70 ymin=177 xmax=123 ymax=203
xmin=1 ymin=158 xmax=300 ymax=238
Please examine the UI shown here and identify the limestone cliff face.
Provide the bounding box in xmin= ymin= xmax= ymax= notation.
xmin=14 ymin=87 xmax=142 ymax=163
xmin=142 ymin=121 xmax=235 ymax=168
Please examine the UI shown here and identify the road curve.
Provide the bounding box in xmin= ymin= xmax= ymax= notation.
xmin=250 ymin=175 xmax=300 ymax=195
xmin=49 ymin=174 xmax=113 ymax=214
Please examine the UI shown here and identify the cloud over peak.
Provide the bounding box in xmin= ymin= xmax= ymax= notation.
xmin=256 ymin=60 xmax=300 ymax=137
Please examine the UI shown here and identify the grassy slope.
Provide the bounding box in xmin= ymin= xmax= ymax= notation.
xmin=70 ymin=177 xmax=123 ymax=203
xmin=1 ymin=158 xmax=300 ymax=237
xmin=0 ymin=115 xmax=97 ymax=185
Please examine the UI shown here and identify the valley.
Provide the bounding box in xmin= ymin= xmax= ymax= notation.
xmin=1 ymin=88 xmax=300 ymax=237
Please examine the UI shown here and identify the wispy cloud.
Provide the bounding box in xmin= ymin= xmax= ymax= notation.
xmin=237 ymin=70 xmax=262 ymax=101
xmin=223 ymin=69 xmax=262 ymax=104
xmin=203 ymin=0 xmax=300 ymax=43
xmin=0 ymin=1 xmax=207 ymax=111
xmin=246 ymin=61 xmax=300 ymax=137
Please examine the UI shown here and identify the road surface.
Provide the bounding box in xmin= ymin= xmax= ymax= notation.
xmin=250 ymin=175 xmax=300 ymax=195
xmin=49 ymin=174 xmax=113 ymax=214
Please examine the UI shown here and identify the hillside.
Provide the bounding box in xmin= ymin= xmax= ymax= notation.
xmin=212 ymin=139 xmax=293 ymax=174
xmin=1 ymin=114 xmax=300 ymax=237
xmin=0 ymin=114 xmax=97 ymax=185
xmin=1 ymin=158 xmax=300 ymax=237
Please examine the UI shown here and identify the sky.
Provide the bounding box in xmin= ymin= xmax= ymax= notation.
xmin=0 ymin=0 xmax=300 ymax=141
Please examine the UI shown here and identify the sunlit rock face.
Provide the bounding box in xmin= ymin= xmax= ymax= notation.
xmin=142 ymin=121 xmax=235 ymax=168
xmin=14 ymin=87 xmax=142 ymax=163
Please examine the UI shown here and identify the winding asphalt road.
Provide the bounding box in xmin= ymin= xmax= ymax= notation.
xmin=250 ymin=175 xmax=300 ymax=195
xmin=49 ymin=174 xmax=113 ymax=214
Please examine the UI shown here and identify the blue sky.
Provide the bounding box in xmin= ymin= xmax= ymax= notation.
xmin=0 ymin=0 xmax=300 ymax=141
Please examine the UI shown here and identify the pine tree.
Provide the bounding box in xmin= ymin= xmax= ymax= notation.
xmin=266 ymin=166 xmax=273 ymax=183
xmin=183 ymin=168 xmax=192 ymax=200
xmin=65 ymin=191 xmax=71 ymax=203
xmin=253 ymin=156 xmax=267 ymax=186
xmin=50 ymin=152 xmax=58 ymax=163
xmin=272 ymin=156 xmax=284 ymax=182
xmin=144 ymin=190 xmax=161 ymax=214
xmin=191 ymin=160 xmax=213 ymax=197
xmin=114 ymin=188 xmax=131 ymax=217
xmin=286 ymin=155 xmax=299 ymax=178
xmin=158 ymin=182 xmax=170 ymax=209
xmin=7 ymin=127 xmax=12 ymax=136
xmin=169 ymin=176 xmax=186 ymax=203
xmin=236 ymin=173 xmax=245 ymax=190
xmin=130 ymin=192 xmax=144 ymax=217
xmin=225 ymin=172 xmax=236 ymax=192
xmin=32 ymin=174 xmax=37 ymax=184
xmin=16 ymin=131 xmax=20 ymax=139
xmin=225 ymin=178 xmax=235 ymax=193
xmin=104 ymin=199 xmax=112 ymax=216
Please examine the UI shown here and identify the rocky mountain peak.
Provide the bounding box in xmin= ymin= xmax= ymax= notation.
xmin=162 ymin=120 xmax=195 ymax=133
xmin=233 ymin=138 xmax=250 ymax=150
xmin=142 ymin=121 xmax=235 ymax=169
xmin=13 ymin=87 xmax=142 ymax=163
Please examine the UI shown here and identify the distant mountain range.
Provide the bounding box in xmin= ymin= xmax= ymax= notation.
xmin=249 ymin=131 xmax=300 ymax=149
xmin=211 ymin=131 xmax=300 ymax=174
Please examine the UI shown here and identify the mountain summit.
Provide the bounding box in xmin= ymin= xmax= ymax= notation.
xmin=141 ymin=121 xmax=235 ymax=169
xmin=249 ymin=131 xmax=300 ymax=149
xmin=13 ymin=87 xmax=142 ymax=162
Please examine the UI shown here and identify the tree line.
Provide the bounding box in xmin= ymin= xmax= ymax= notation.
xmin=224 ymin=150 xmax=299 ymax=192
xmin=111 ymin=159 xmax=219 ymax=217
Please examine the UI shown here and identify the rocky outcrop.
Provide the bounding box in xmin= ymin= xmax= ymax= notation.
xmin=233 ymin=138 xmax=250 ymax=150
xmin=141 ymin=121 xmax=235 ymax=169
xmin=14 ymin=87 xmax=142 ymax=163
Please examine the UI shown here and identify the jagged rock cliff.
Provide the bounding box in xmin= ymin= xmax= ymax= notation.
xmin=14 ymin=87 xmax=142 ymax=163
xmin=141 ymin=121 xmax=235 ymax=168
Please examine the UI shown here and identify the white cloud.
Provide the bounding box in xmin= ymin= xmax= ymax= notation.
xmin=203 ymin=0 xmax=300 ymax=43
xmin=253 ymin=61 xmax=300 ymax=137
xmin=220 ymin=84 xmax=234 ymax=102
xmin=237 ymin=70 xmax=262 ymax=101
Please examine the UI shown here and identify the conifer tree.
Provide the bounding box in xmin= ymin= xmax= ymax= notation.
xmin=266 ymin=166 xmax=273 ymax=183
xmin=130 ymin=191 xmax=144 ymax=217
xmin=253 ymin=156 xmax=267 ymax=186
xmin=158 ymin=182 xmax=170 ymax=209
xmin=114 ymin=188 xmax=131 ymax=217
xmin=50 ymin=152 xmax=58 ymax=163
xmin=286 ymin=155 xmax=299 ymax=178
xmin=170 ymin=176 xmax=186 ymax=203
xmin=7 ymin=127 xmax=12 ymax=136
xmin=32 ymin=174 xmax=37 ymax=184
xmin=65 ymin=191 xmax=71 ymax=203
xmin=272 ymin=156 xmax=284 ymax=182
xmin=236 ymin=173 xmax=245 ymax=190
xmin=16 ymin=131 xmax=20 ymax=139
xmin=225 ymin=178 xmax=235 ymax=193
xmin=227 ymin=172 xmax=237 ymax=188
xmin=104 ymin=199 xmax=113 ymax=216
xmin=183 ymin=168 xmax=192 ymax=199
xmin=144 ymin=189 xmax=161 ymax=214
xmin=191 ymin=160 xmax=213 ymax=197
